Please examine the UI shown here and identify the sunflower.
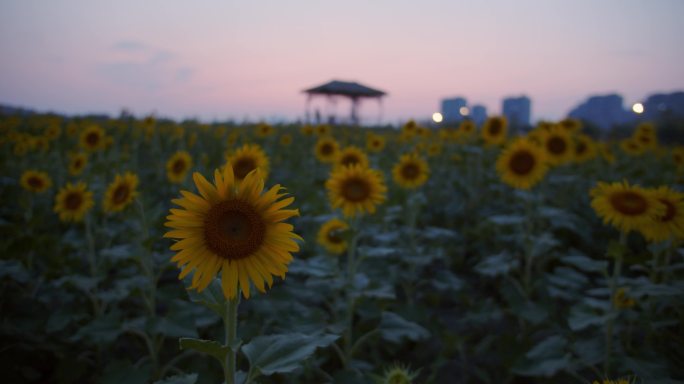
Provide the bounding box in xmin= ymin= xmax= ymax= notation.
xmin=558 ymin=118 xmax=582 ymax=133
xmin=255 ymin=122 xmax=273 ymax=138
xmin=300 ymin=125 xmax=314 ymax=136
xmin=640 ymin=186 xmax=684 ymax=242
xmin=20 ymin=170 xmax=52 ymax=193
xmin=573 ymin=134 xmax=598 ymax=163
xmin=540 ymin=126 xmax=574 ymax=165
xmin=317 ymin=218 xmax=349 ymax=255
xmin=164 ymin=167 xmax=301 ymax=299
xmin=279 ymin=133 xmax=293 ymax=146
xmin=459 ymin=120 xmax=476 ymax=137
xmin=366 ymin=133 xmax=386 ymax=153
xmin=335 ymin=146 xmax=370 ymax=169
xmin=393 ymin=153 xmax=429 ymax=189
xmin=496 ymin=138 xmax=548 ymax=190
xmin=167 ymin=151 xmax=193 ymax=183
xmin=598 ymin=143 xmax=616 ymax=164
xmin=619 ymin=138 xmax=644 ymax=156
xmin=481 ymin=116 xmax=508 ymax=146
xmin=590 ymin=181 xmax=665 ymax=234
xmin=326 ymin=164 xmax=387 ymax=217
xmin=613 ymin=287 xmax=636 ymax=309
xmin=315 ymin=137 xmax=340 ymax=163
xmin=634 ymin=131 xmax=657 ymax=151
xmin=672 ymin=146 xmax=684 ymax=168
xmin=68 ymin=152 xmax=88 ymax=176
xmin=103 ymin=172 xmax=139 ymax=213
xmin=79 ymin=124 xmax=105 ymax=152
xmin=592 ymin=379 xmax=630 ymax=384
xmin=226 ymin=144 xmax=270 ymax=182
xmin=54 ymin=182 xmax=94 ymax=222
xmin=315 ymin=124 xmax=332 ymax=136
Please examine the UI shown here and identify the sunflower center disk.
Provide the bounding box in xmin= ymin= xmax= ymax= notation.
xmin=65 ymin=193 xmax=83 ymax=210
xmin=547 ymin=137 xmax=566 ymax=154
xmin=342 ymin=178 xmax=371 ymax=202
xmin=172 ymin=159 xmax=186 ymax=173
xmin=576 ymin=142 xmax=587 ymax=155
xmin=233 ymin=157 xmax=257 ymax=180
xmin=327 ymin=228 xmax=344 ymax=244
xmin=86 ymin=133 xmax=99 ymax=146
xmin=204 ymin=200 xmax=266 ymax=260
xmin=113 ymin=185 xmax=130 ymax=204
xmin=509 ymin=151 xmax=535 ymax=175
xmin=341 ymin=155 xmax=360 ymax=167
xmin=489 ymin=121 xmax=502 ymax=135
xmin=28 ymin=177 xmax=43 ymax=188
xmin=401 ymin=163 xmax=420 ymax=180
xmin=321 ymin=144 xmax=333 ymax=155
xmin=610 ymin=192 xmax=647 ymax=216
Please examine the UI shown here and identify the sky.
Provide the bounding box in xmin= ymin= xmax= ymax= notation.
xmin=1 ymin=0 xmax=683 ymax=124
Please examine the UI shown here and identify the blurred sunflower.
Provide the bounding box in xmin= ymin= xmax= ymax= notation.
xmin=315 ymin=124 xmax=332 ymax=136
xmin=540 ymin=126 xmax=574 ymax=165
xmin=672 ymin=146 xmax=684 ymax=168
xmin=620 ymin=138 xmax=644 ymax=156
xmin=496 ymin=138 xmax=548 ymax=190
xmin=79 ymin=124 xmax=105 ymax=152
xmin=279 ymin=133 xmax=293 ymax=146
xmin=335 ymin=146 xmax=370 ymax=169
xmin=573 ymin=134 xmax=598 ymax=163
xmin=226 ymin=144 xmax=270 ymax=182
xmin=326 ymin=164 xmax=387 ymax=217
xmin=167 ymin=151 xmax=193 ymax=184
xmin=481 ymin=116 xmax=508 ymax=146
xmin=255 ymin=122 xmax=273 ymax=138
xmin=613 ymin=287 xmax=636 ymax=310
xmin=592 ymin=379 xmax=630 ymax=384
xmin=366 ymin=133 xmax=386 ymax=153
xmin=590 ymin=181 xmax=665 ymax=234
xmin=20 ymin=170 xmax=52 ymax=193
xmin=458 ymin=120 xmax=476 ymax=137
xmin=164 ymin=167 xmax=301 ymax=300
xmin=300 ymin=125 xmax=314 ymax=136
xmin=54 ymin=182 xmax=94 ymax=222
xmin=317 ymin=218 xmax=349 ymax=255
xmin=392 ymin=153 xmax=429 ymax=189
xmin=68 ymin=152 xmax=88 ymax=176
xmin=315 ymin=137 xmax=340 ymax=163
xmin=558 ymin=118 xmax=582 ymax=133
xmin=44 ymin=124 xmax=61 ymax=140
xmin=103 ymin=172 xmax=139 ymax=213
xmin=640 ymin=186 xmax=684 ymax=242
xmin=634 ymin=130 xmax=657 ymax=151
xmin=379 ymin=363 xmax=419 ymax=384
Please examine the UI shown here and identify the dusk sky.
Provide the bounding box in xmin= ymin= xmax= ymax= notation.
xmin=1 ymin=0 xmax=683 ymax=124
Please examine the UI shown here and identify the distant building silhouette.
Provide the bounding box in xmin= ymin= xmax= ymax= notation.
xmin=441 ymin=97 xmax=467 ymax=123
xmin=470 ymin=105 xmax=487 ymax=126
xmin=642 ymin=92 xmax=684 ymax=120
xmin=502 ymin=96 xmax=531 ymax=128
xmin=568 ymin=94 xmax=631 ymax=130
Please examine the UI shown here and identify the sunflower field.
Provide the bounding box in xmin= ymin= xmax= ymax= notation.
xmin=1 ymin=113 xmax=683 ymax=384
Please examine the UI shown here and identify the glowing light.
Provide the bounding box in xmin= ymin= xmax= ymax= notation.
xmin=432 ymin=112 xmax=443 ymax=123
xmin=632 ymin=103 xmax=644 ymax=114
xmin=459 ymin=106 xmax=469 ymax=116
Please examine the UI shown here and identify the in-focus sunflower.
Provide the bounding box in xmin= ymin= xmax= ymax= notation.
xmin=103 ymin=172 xmax=139 ymax=213
xmin=20 ymin=170 xmax=52 ymax=193
xmin=79 ymin=124 xmax=105 ymax=152
xmin=540 ymin=126 xmax=574 ymax=165
xmin=54 ymin=182 xmax=94 ymax=222
xmin=335 ymin=146 xmax=370 ymax=169
xmin=392 ymin=153 xmax=429 ymax=189
xmin=496 ymin=138 xmax=548 ymax=190
xmin=481 ymin=116 xmax=508 ymax=146
xmin=164 ymin=167 xmax=301 ymax=299
xmin=366 ymin=133 xmax=386 ymax=153
xmin=590 ymin=181 xmax=665 ymax=234
xmin=573 ymin=134 xmax=598 ymax=163
xmin=315 ymin=137 xmax=339 ymax=163
xmin=326 ymin=164 xmax=387 ymax=217
xmin=317 ymin=218 xmax=349 ymax=255
xmin=640 ymin=186 xmax=684 ymax=242
xmin=167 ymin=151 xmax=193 ymax=183
xmin=226 ymin=144 xmax=270 ymax=182
xmin=68 ymin=152 xmax=88 ymax=176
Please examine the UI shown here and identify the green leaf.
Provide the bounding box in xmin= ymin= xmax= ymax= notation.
xmin=567 ymin=305 xmax=611 ymax=331
xmin=379 ymin=312 xmax=429 ymax=343
xmin=152 ymin=373 xmax=198 ymax=384
xmin=242 ymin=333 xmax=338 ymax=376
xmin=288 ymin=255 xmax=337 ymax=277
xmin=512 ymin=354 xmax=572 ymax=377
xmin=184 ymin=277 xmax=226 ymax=316
xmin=526 ymin=335 xmax=566 ymax=360
xmin=475 ymin=251 xmax=519 ymax=277
xmin=488 ymin=215 xmax=526 ymax=226
xmin=179 ymin=338 xmax=229 ymax=366
xmin=100 ymin=360 xmax=151 ymax=384
xmin=562 ymin=250 xmax=607 ymax=273
xmin=99 ymin=244 xmax=135 ymax=263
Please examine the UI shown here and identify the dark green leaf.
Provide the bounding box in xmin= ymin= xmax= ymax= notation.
xmin=242 ymin=333 xmax=338 ymax=376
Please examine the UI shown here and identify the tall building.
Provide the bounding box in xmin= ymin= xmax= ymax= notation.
xmin=470 ymin=105 xmax=487 ymax=126
xmin=642 ymin=92 xmax=684 ymax=120
xmin=568 ymin=94 xmax=631 ymax=130
xmin=441 ymin=97 xmax=467 ymax=123
xmin=502 ymin=96 xmax=531 ymax=128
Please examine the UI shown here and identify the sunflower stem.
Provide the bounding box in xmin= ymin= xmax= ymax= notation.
xmin=224 ymin=296 xmax=239 ymax=384
xmin=343 ymin=221 xmax=359 ymax=369
xmin=604 ymin=230 xmax=626 ymax=377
